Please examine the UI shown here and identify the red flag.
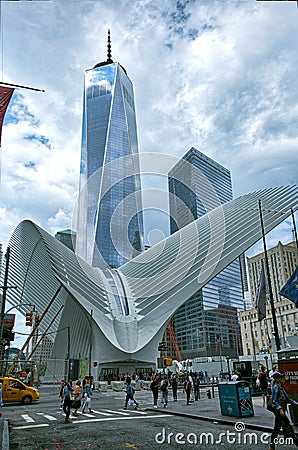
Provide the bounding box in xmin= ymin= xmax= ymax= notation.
xmin=0 ymin=86 xmax=14 ymax=146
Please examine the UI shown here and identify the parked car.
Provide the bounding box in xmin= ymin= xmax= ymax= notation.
xmin=0 ymin=377 xmax=40 ymax=404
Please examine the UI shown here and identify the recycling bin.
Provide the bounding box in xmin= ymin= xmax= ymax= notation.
xmin=218 ymin=381 xmax=254 ymax=418
xmin=278 ymin=348 xmax=298 ymax=424
xmin=289 ymin=404 xmax=298 ymax=425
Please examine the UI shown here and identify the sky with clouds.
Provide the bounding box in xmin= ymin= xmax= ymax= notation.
xmin=0 ymin=0 xmax=297 ymax=305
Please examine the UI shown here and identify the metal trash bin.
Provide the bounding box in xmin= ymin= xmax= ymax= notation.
xmin=218 ymin=381 xmax=254 ymax=418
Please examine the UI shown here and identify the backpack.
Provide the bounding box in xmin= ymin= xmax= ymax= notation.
xmin=160 ymin=381 xmax=167 ymax=392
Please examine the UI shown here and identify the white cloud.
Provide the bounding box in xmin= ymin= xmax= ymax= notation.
xmin=0 ymin=0 xmax=297 ymax=249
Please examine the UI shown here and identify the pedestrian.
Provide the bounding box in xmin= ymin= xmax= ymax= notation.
xmin=59 ymin=380 xmax=66 ymax=408
xmin=27 ymin=370 xmax=33 ymax=386
xmin=231 ymin=371 xmax=239 ymax=381
xmin=269 ymin=365 xmax=278 ymax=380
xmin=123 ymin=378 xmax=138 ymax=410
xmin=188 ymin=373 xmax=195 ymax=402
xmin=150 ymin=375 xmax=160 ymax=408
xmin=193 ymin=373 xmax=200 ymax=401
xmin=82 ymin=382 xmax=93 ymax=413
xmin=72 ymin=380 xmax=82 ymax=416
xmin=257 ymin=365 xmax=268 ymax=407
xmin=269 ymin=372 xmax=298 ymax=450
xmin=183 ymin=375 xmax=192 ymax=405
xmin=63 ymin=380 xmax=73 ymax=422
xmin=160 ymin=376 xmax=169 ymax=408
xmin=171 ymin=375 xmax=178 ymax=401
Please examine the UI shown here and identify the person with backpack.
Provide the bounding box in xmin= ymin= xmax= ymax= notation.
xmin=269 ymin=372 xmax=298 ymax=450
xmin=160 ymin=376 xmax=169 ymax=408
xmin=123 ymin=379 xmax=138 ymax=410
xmin=62 ymin=380 xmax=73 ymax=422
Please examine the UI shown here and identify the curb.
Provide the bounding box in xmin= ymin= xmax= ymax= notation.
xmin=1 ymin=419 xmax=9 ymax=450
xmin=145 ymin=408 xmax=273 ymax=433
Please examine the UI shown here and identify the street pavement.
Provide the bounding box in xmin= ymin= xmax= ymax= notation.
xmin=145 ymin=388 xmax=298 ymax=433
xmin=1 ymin=384 xmax=298 ymax=448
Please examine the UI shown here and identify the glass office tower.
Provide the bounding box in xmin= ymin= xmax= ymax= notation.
xmin=76 ymin=34 xmax=144 ymax=268
xmin=169 ymin=147 xmax=244 ymax=358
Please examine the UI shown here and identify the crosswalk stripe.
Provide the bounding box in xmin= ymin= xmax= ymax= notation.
xmin=36 ymin=413 xmax=57 ymax=421
xmin=75 ymin=414 xmax=171 ymax=424
xmin=14 ymin=424 xmax=49 ymax=430
xmin=102 ymin=409 xmax=129 ymax=416
xmin=21 ymin=414 xmax=35 ymax=423
xmin=85 ymin=409 xmax=112 ymax=416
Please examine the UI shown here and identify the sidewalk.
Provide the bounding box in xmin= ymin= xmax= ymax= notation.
xmin=145 ymin=392 xmax=298 ymax=433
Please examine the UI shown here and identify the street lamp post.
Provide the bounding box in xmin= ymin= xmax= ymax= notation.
xmin=264 ymin=356 xmax=269 ymax=371
xmin=226 ymin=356 xmax=231 ymax=380
xmin=0 ymin=248 xmax=17 ymax=376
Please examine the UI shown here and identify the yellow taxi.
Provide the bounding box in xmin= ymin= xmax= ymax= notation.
xmin=0 ymin=377 xmax=40 ymax=404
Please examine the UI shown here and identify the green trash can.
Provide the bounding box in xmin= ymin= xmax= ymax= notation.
xmin=218 ymin=381 xmax=254 ymax=418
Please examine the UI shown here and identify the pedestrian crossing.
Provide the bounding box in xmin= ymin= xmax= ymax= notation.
xmin=12 ymin=407 xmax=169 ymax=429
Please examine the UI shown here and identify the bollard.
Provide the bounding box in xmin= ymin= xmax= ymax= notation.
xmin=206 ymin=389 xmax=211 ymax=399
xmin=211 ymin=383 xmax=215 ymax=398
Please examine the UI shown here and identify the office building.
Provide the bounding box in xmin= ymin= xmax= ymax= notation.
xmin=75 ymin=31 xmax=144 ymax=268
xmin=169 ymin=147 xmax=244 ymax=358
xmin=55 ymin=229 xmax=76 ymax=252
xmin=240 ymin=240 xmax=298 ymax=355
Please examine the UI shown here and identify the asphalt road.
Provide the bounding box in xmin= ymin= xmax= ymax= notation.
xmin=3 ymin=387 xmax=290 ymax=450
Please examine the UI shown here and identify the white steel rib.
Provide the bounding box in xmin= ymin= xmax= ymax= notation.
xmin=3 ymin=185 xmax=298 ymax=368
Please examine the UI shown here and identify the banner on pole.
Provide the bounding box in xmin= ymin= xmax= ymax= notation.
xmin=280 ymin=266 xmax=298 ymax=307
xmin=0 ymin=86 xmax=14 ymax=146
xmin=255 ymin=265 xmax=267 ymax=321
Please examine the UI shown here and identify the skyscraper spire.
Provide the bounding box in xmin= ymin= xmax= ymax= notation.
xmin=107 ymin=29 xmax=113 ymax=64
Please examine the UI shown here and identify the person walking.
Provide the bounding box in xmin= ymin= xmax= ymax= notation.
xmin=82 ymin=382 xmax=93 ymax=413
xmin=72 ymin=380 xmax=82 ymax=417
xmin=123 ymin=379 xmax=138 ymax=410
xmin=160 ymin=376 xmax=169 ymax=408
xmin=62 ymin=380 xmax=73 ymax=422
xmin=257 ymin=365 xmax=268 ymax=407
xmin=59 ymin=380 xmax=66 ymax=409
xmin=269 ymin=372 xmax=298 ymax=450
xmin=183 ymin=375 xmax=192 ymax=405
xmin=150 ymin=376 xmax=160 ymax=408
xmin=193 ymin=373 xmax=200 ymax=401
xmin=171 ymin=375 xmax=178 ymax=401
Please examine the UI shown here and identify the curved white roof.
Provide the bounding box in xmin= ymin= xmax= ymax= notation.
xmin=4 ymin=184 xmax=298 ymax=357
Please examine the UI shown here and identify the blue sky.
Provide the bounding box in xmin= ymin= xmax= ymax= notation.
xmin=0 ymin=0 xmax=297 ymax=339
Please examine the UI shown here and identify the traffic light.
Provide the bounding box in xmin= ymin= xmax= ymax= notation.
xmin=93 ymin=361 xmax=97 ymax=367
xmin=25 ymin=311 xmax=33 ymax=326
xmin=34 ymin=314 xmax=40 ymax=327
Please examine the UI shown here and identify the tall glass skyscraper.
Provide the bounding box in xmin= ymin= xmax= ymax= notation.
xmin=76 ymin=32 xmax=144 ymax=268
xmin=168 ymin=147 xmax=244 ymax=358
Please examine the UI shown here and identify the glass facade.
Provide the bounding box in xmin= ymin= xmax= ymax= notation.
xmin=76 ymin=61 xmax=144 ymax=269
xmin=168 ymin=147 xmax=244 ymax=358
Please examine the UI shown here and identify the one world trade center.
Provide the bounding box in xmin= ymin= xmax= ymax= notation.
xmin=75 ymin=31 xmax=144 ymax=269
